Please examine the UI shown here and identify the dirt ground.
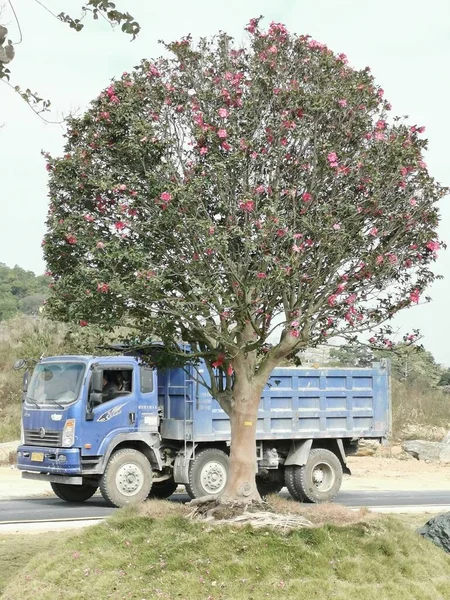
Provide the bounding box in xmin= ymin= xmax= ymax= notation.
xmin=1 ymin=449 xmax=450 ymax=500
xmin=344 ymin=453 xmax=450 ymax=491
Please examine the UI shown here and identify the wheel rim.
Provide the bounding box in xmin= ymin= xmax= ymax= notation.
xmin=116 ymin=462 xmax=144 ymax=496
xmin=200 ymin=460 xmax=227 ymax=494
xmin=311 ymin=461 xmax=335 ymax=493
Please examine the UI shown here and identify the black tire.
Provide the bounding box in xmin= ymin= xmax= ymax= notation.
xmin=148 ymin=478 xmax=178 ymax=499
xmin=100 ymin=448 xmax=153 ymax=508
xmin=51 ymin=482 xmax=97 ymax=503
xmin=256 ymin=469 xmax=284 ymax=499
xmin=284 ymin=465 xmax=304 ymax=501
xmin=185 ymin=448 xmax=229 ymax=499
xmin=293 ymin=448 xmax=343 ymax=503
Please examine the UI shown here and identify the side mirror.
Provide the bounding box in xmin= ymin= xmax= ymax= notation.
xmin=14 ymin=359 xmax=27 ymax=370
xmin=91 ymin=370 xmax=103 ymax=393
xmin=22 ymin=370 xmax=29 ymax=394
xmin=86 ymin=392 xmax=103 ymax=420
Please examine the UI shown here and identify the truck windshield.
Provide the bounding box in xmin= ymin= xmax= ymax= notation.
xmin=26 ymin=362 xmax=86 ymax=408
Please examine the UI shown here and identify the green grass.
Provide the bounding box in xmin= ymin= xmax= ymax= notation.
xmin=0 ymin=531 xmax=74 ymax=596
xmin=1 ymin=504 xmax=450 ymax=600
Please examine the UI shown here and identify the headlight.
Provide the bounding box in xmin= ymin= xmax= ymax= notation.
xmin=62 ymin=419 xmax=76 ymax=448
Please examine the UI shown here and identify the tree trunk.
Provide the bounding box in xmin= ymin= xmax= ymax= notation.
xmin=219 ymin=376 xmax=264 ymax=505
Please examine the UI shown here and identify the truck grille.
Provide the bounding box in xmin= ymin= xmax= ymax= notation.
xmin=24 ymin=429 xmax=62 ymax=447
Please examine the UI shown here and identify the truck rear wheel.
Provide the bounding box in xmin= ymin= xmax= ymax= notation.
xmin=148 ymin=478 xmax=178 ymax=499
xmin=100 ymin=448 xmax=153 ymax=507
xmin=284 ymin=466 xmax=304 ymax=501
xmin=293 ymin=448 xmax=343 ymax=503
xmin=51 ymin=482 xmax=97 ymax=503
xmin=185 ymin=448 xmax=229 ymax=499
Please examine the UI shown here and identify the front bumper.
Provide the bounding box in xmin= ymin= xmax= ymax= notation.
xmin=17 ymin=445 xmax=82 ymax=475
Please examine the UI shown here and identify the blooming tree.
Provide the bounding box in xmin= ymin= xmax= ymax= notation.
xmin=43 ymin=19 xmax=445 ymax=504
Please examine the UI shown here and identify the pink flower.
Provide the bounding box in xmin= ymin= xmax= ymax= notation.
xmin=79 ymin=320 xmax=88 ymax=327
xmin=119 ymin=184 xmax=127 ymax=191
xmin=239 ymin=200 xmax=255 ymax=212
xmin=96 ymin=241 xmax=105 ymax=249
xmin=292 ymin=244 xmax=302 ymax=253
xmin=338 ymin=99 xmax=347 ymax=107
xmin=240 ymin=138 xmax=248 ymax=150
xmin=218 ymin=129 xmax=227 ymax=139
xmin=302 ymin=192 xmax=312 ymax=202
xmin=199 ymin=147 xmax=208 ymax=155
xmin=97 ymin=282 xmax=110 ymax=293
xmin=327 ymin=294 xmax=338 ymax=307
xmin=66 ymin=235 xmax=77 ymax=245
xmin=84 ymin=214 xmax=95 ymax=222
xmin=160 ymin=191 xmax=172 ymax=202
xmin=332 ymin=223 xmax=341 ymax=230
xmin=290 ymin=329 xmax=299 ymax=338
xmin=221 ymin=141 xmax=231 ymax=151
xmin=291 ymin=321 xmax=300 ymax=328
xmin=256 ymin=272 xmax=267 ymax=279
xmin=426 ymin=240 xmax=440 ymax=252
xmin=376 ymin=255 xmax=384 ymax=265
xmin=114 ymin=221 xmax=126 ymax=231
xmin=369 ymin=337 xmax=376 ymax=344
xmin=376 ymin=120 xmax=386 ymax=130
xmin=346 ymin=293 xmax=357 ymax=305
xmin=409 ymin=289 xmax=420 ymax=304
xmin=368 ymin=227 xmax=378 ymax=237
xmin=409 ymin=197 xmax=417 ymax=206
xmin=375 ymin=131 xmax=385 ymax=141
xmin=218 ymin=108 xmax=229 ymax=118
xmin=327 ymin=152 xmax=338 ymax=164
xmin=387 ymin=253 xmax=398 ymax=265
xmin=255 ymin=185 xmax=265 ymax=194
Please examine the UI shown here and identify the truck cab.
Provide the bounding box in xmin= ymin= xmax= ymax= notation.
xmin=17 ymin=355 xmax=162 ymax=506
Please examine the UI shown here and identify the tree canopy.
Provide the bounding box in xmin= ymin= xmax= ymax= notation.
xmin=0 ymin=263 xmax=50 ymax=320
xmin=43 ymin=19 xmax=445 ymax=502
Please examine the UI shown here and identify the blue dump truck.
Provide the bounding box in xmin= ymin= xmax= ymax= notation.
xmin=16 ymin=352 xmax=391 ymax=507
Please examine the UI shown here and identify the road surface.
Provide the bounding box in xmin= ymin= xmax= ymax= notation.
xmin=1 ymin=490 xmax=450 ymax=525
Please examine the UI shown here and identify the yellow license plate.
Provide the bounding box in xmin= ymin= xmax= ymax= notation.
xmin=31 ymin=452 xmax=44 ymax=462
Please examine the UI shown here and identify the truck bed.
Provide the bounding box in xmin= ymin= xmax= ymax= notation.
xmin=158 ymin=361 xmax=391 ymax=443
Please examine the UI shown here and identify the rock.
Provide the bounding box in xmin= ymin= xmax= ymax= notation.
xmin=355 ymin=439 xmax=380 ymax=457
xmin=401 ymin=439 xmax=450 ymax=463
xmin=418 ymin=512 xmax=450 ymax=553
xmin=0 ymin=440 xmax=19 ymax=465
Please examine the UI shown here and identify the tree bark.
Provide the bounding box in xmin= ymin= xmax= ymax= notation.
xmin=219 ymin=374 xmax=264 ymax=505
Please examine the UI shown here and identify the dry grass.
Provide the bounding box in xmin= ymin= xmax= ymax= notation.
xmin=266 ymin=495 xmax=376 ymax=526
xmin=392 ymin=379 xmax=450 ymax=441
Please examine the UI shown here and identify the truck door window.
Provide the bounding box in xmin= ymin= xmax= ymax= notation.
xmin=101 ymin=369 xmax=133 ymax=403
xmin=140 ymin=366 xmax=154 ymax=393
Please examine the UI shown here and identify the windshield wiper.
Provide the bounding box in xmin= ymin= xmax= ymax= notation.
xmin=46 ymin=398 xmax=64 ymax=409
xmin=25 ymin=397 xmax=41 ymax=409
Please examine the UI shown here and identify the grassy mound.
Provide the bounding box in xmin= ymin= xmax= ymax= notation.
xmin=2 ymin=503 xmax=450 ymax=600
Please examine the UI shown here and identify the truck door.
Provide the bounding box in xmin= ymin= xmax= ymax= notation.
xmin=81 ymin=364 xmax=137 ymax=458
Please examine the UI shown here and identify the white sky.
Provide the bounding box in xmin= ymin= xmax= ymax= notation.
xmin=0 ymin=0 xmax=449 ymax=364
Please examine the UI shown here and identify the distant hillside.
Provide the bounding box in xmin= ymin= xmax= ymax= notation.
xmin=0 ymin=263 xmax=50 ymax=320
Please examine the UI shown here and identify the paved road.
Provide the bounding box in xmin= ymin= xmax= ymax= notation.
xmin=1 ymin=490 xmax=450 ymax=524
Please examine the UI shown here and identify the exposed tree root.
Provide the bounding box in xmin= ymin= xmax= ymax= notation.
xmin=187 ymin=496 xmax=314 ymax=530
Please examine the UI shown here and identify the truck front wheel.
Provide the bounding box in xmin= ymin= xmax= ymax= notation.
xmin=293 ymin=448 xmax=343 ymax=503
xmin=185 ymin=448 xmax=229 ymax=499
xmin=100 ymin=448 xmax=153 ymax=507
xmin=51 ymin=482 xmax=97 ymax=502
